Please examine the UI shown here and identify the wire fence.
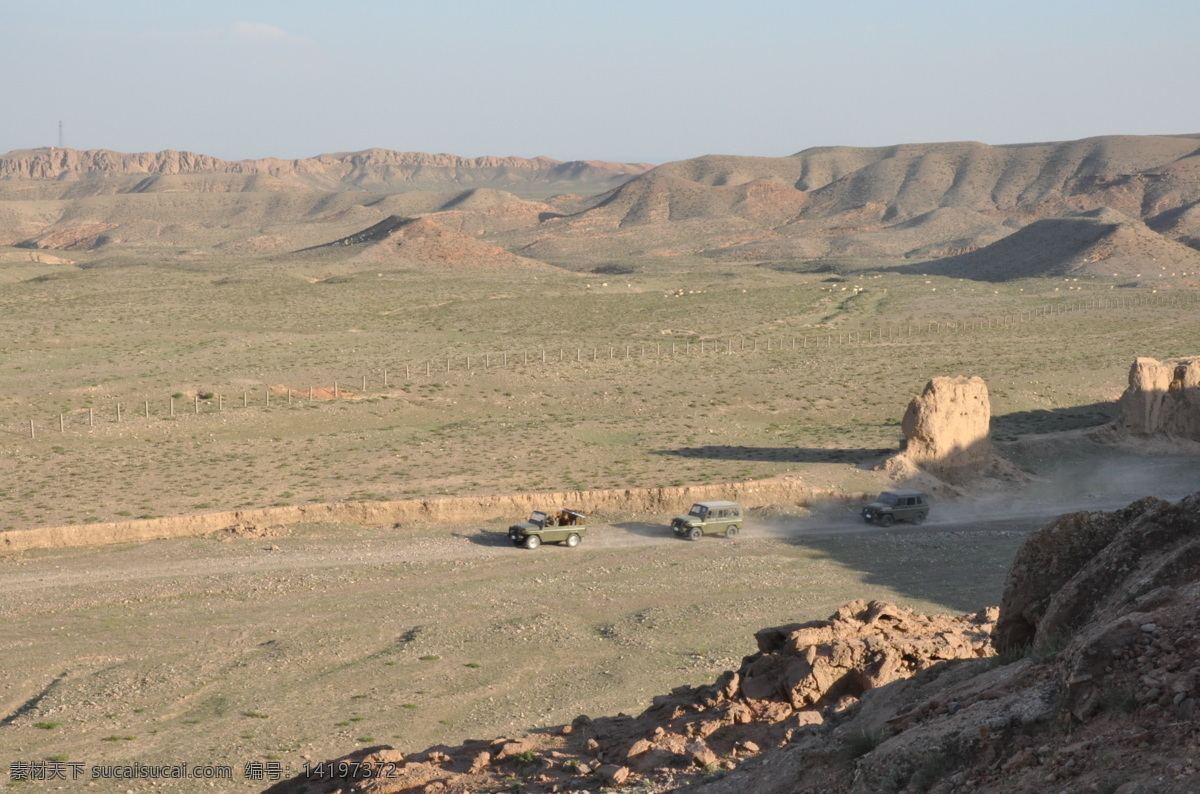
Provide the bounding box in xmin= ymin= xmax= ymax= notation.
xmin=9 ymin=291 xmax=1195 ymax=439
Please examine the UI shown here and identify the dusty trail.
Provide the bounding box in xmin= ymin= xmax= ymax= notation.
xmin=0 ymin=509 xmax=1065 ymax=596
xmin=3 ymin=488 xmax=1178 ymax=793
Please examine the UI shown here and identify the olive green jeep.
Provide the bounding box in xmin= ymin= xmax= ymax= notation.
xmin=670 ymin=501 xmax=743 ymax=540
xmin=508 ymin=509 xmax=587 ymax=549
xmin=861 ymin=490 xmax=930 ymax=527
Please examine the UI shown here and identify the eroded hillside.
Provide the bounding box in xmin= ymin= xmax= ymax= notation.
xmin=503 ymin=135 xmax=1200 ymax=280
xmin=3 ymin=134 xmax=1200 ymax=283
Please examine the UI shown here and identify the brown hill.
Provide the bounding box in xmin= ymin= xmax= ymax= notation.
xmin=909 ymin=207 xmax=1200 ymax=282
xmin=2 ymin=186 xmax=563 ymax=254
xmin=301 ymin=215 xmax=556 ymax=270
xmin=6 ymin=135 xmax=1200 ymax=278
xmin=501 ymin=134 xmax=1200 ymax=268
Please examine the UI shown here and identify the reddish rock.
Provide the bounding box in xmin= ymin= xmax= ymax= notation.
xmin=596 ymin=763 xmax=630 ymax=785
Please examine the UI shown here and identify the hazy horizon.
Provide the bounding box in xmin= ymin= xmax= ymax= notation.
xmin=3 ymin=0 xmax=1199 ymax=164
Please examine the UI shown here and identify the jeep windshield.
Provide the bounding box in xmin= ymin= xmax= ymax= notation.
xmin=529 ymin=511 xmax=547 ymax=524
xmin=687 ymin=505 xmax=708 ymax=518
xmin=877 ymin=493 xmax=900 ymax=506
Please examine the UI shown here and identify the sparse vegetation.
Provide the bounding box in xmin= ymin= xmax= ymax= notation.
xmin=3 ymin=140 xmax=1198 ymax=792
xmin=842 ymin=728 xmax=883 ymax=760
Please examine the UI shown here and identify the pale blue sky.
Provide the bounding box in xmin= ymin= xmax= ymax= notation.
xmin=3 ymin=1 xmax=1198 ymax=163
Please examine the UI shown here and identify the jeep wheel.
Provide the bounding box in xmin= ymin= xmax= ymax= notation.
xmin=524 ymin=535 xmax=541 ymax=550
xmin=565 ymin=533 xmax=580 ymax=548
xmin=913 ymin=512 xmax=927 ymax=525
xmin=878 ymin=514 xmax=895 ymax=528
xmin=725 ymin=525 xmax=739 ymax=538
xmin=688 ymin=527 xmax=702 ymax=541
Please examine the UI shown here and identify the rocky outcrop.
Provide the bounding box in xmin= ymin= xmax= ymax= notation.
xmin=896 ymin=375 xmax=992 ymax=480
xmin=262 ymin=600 xmax=995 ymax=794
xmin=744 ymin=600 xmax=995 ymax=709
xmin=703 ymin=493 xmax=1200 ymax=794
xmin=1116 ymin=356 xmax=1200 ymax=440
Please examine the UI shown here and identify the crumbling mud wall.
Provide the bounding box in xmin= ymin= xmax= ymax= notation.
xmin=0 ymin=477 xmax=855 ymax=555
xmin=895 ymin=375 xmax=992 ymax=480
xmin=1116 ymin=356 xmax=1200 ymax=440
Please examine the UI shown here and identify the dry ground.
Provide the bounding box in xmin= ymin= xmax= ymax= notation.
xmin=0 ymin=252 xmax=1195 ymax=532
xmin=1 ymin=508 xmax=1037 ymax=792
xmin=0 ymin=243 xmax=1198 ymax=793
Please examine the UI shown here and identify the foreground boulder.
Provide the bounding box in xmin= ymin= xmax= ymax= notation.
xmin=744 ymin=600 xmax=995 ymax=709
xmin=701 ymin=493 xmax=1200 ymax=794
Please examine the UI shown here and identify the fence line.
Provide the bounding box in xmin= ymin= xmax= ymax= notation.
xmin=10 ymin=291 xmax=1194 ymax=438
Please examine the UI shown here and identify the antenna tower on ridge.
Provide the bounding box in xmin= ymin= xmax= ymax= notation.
xmin=58 ymin=121 xmax=64 ymax=149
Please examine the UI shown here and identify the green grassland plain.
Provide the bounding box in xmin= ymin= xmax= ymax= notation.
xmin=0 ymin=250 xmax=1196 ymax=531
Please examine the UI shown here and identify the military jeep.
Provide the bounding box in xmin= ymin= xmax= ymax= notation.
xmin=861 ymin=490 xmax=930 ymax=527
xmin=671 ymin=501 xmax=743 ymax=540
xmin=508 ymin=509 xmax=587 ymax=549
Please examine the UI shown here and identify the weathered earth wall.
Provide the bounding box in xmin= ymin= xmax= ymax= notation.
xmin=0 ymin=478 xmax=851 ymax=555
xmin=1116 ymin=356 xmax=1200 ymax=440
xmin=895 ymin=375 xmax=992 ymax=480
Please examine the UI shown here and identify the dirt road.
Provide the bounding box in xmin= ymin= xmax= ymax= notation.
xmin=0 ymin=506 xmax=1070 ymax=792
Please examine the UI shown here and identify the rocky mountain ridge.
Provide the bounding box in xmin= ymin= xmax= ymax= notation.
xmin=0 ymin=147 xmax=652 ymax=195
xmin=5 ymin=133 xmax=1200 ymax=281
xmin=502 ymin=134 xmax=1200 ymax=278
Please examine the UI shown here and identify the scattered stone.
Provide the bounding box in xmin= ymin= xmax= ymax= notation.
xmin=596 ymin=764 xmax=630 ymax=785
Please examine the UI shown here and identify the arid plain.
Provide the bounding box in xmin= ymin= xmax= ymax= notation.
xmin=1 ymin=137 xmax=1199 ymax=791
